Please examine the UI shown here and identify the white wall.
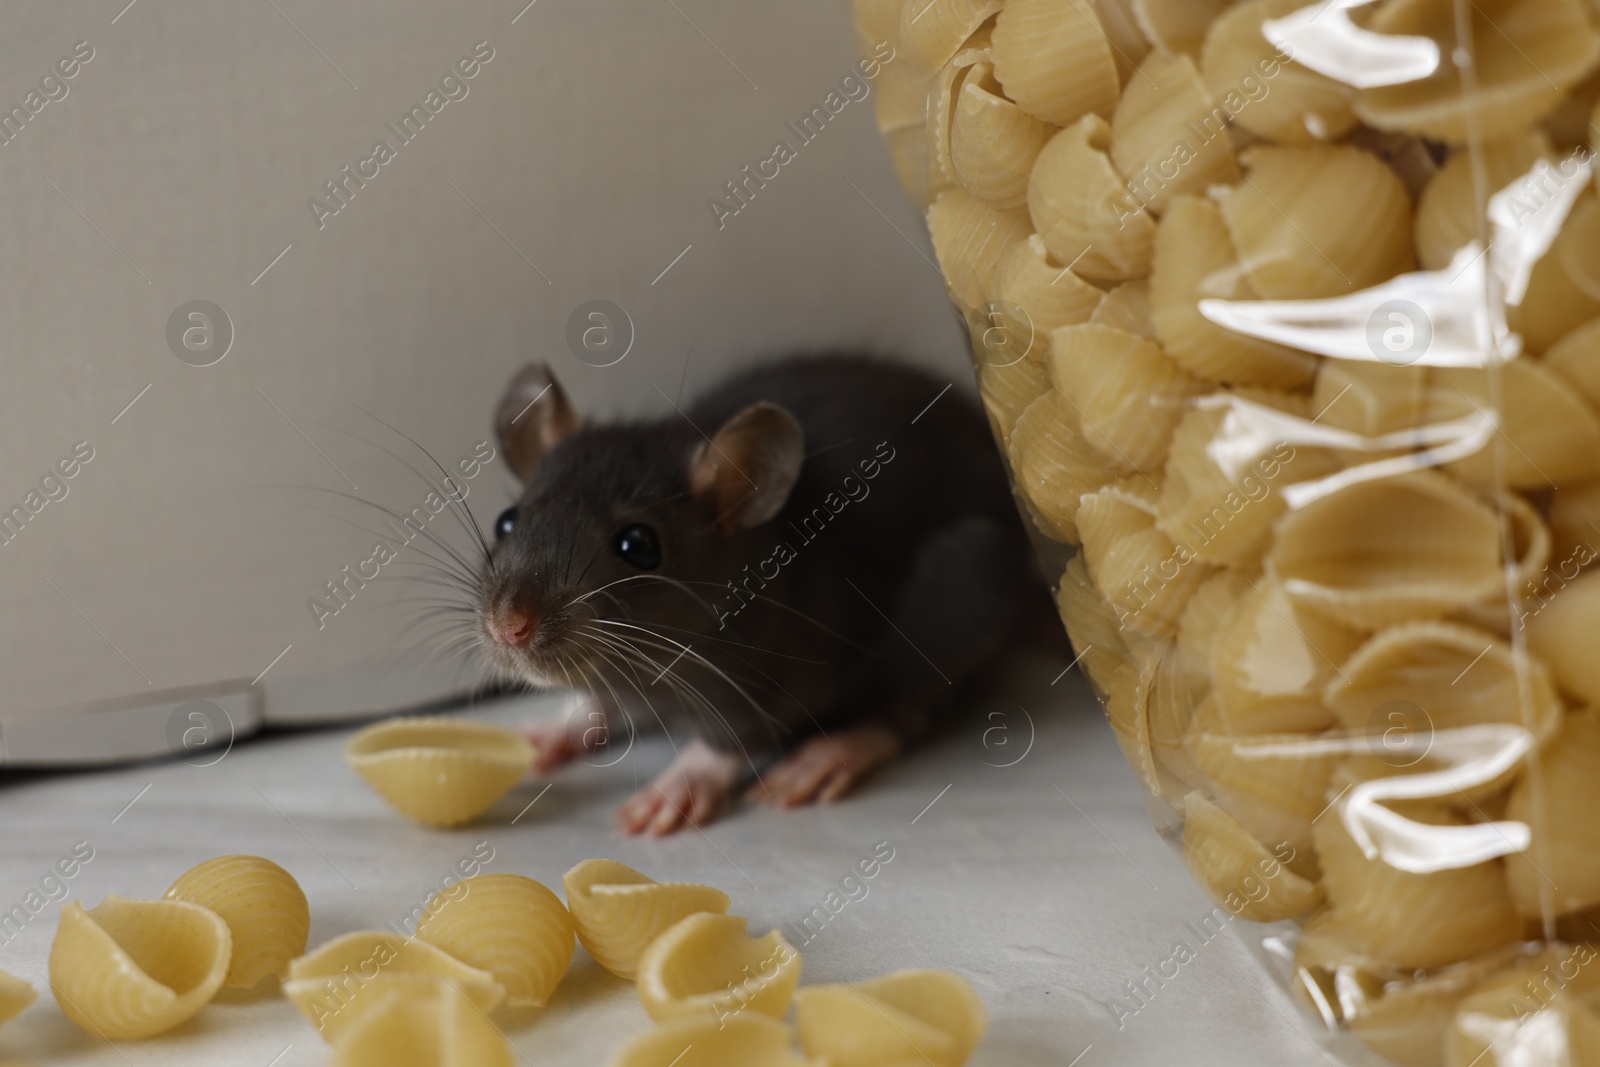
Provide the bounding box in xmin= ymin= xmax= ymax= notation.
xmin=0 ymin=0 xmax=969 ymax=733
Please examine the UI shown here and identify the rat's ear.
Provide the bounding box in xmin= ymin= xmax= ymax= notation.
xmin=690 ymin=402 xmax=804 ymax=534
xmin=495 ymin=363 xmax=580 ymax=484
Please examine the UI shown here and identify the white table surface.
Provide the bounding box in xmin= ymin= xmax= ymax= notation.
xmin=0 ymin=642 xmax=1365 ymax=1066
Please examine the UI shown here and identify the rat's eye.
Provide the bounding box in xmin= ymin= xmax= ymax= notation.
xmin=494 ymin=507 xmax=517 ymax=541
xmin=613 ymin=524 xmax=660 ymax=570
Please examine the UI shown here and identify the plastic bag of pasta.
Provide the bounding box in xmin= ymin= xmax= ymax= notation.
xmin=854 ymin=0 xmax=1600 ymax=1062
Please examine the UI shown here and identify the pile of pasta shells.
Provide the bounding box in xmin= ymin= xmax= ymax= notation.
xmin=858 ymin=0 xmax=1600 ymax=1062
xmin=0 ymin=853 xmax=984 ymax=1066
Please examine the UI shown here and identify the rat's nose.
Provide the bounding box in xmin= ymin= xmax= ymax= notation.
xmin=488 ymin=608 xmax=536 ymax=647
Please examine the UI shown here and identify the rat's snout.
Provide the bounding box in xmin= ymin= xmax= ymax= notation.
xmin=486 ymin=605 xmax=537 ymax=647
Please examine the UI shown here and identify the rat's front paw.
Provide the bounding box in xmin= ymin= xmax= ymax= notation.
xmin=617 ymin=739 xmax=744 ymax=836
xmin=748 ymin=722 xmax=901 ymax=807
xmin=524 ymin=696 xmax=612 ymax=773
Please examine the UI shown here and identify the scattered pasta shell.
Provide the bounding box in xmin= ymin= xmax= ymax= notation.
xmin=635 ymin=914 xmax=800 ymax=1026
xmin=1422 ymin=362 xmax=1600 ymax=489
xmin=1182 ymin=792 xmax=1324 ymax=922
xmin=1077 ymin=476 xmax=1211 ymax=637
xmin=1110 ymin=49 xmax=1238 ymax=214
xmin=977 ymin=352 xmax=1052 ymax=445
xmin=1324 ymin=621 xmax=1563 ymax=745
xmin=1149 ymin=196 xmax=1315 ymax=389
xmin=610 ymin=1015 xmax=823 ymax=1067
xmin=1048 ymin=323 xmax=1203 ymax=470
xmin=1199 ymin=0 xmax=1356 ymax=144
xmin=951 ymin=63 xmax=1057 ymax=209
xmin=1027 ymin=115 xmax=1155 ymax=283
xmin=1355 ymin=0 xmax=1600 ymax=143
xmin=164 ymin=855 xmax=310 ymax=989
xmin=990 ymin=233 xmax=1105 ymax=332
xmin=1313 ymin=800 xmax=1522 ymax=970
xmin=899 ymin=0 xmax=1001 ymax=73
xmin=49 ymin=897 xmax=232 ymax=1040
xmin=346 ymin=717 xmax=533 ymax=828
xmin=1504 ymin=708 xmax=1600 ymax=917
xmin=1414 ymin=130 xmax=1555 ymax=270
xmin=562 ymin=859 xmax=731 ymax=981
xmin=0 ymin=970 xmax=35 ymax=1028
xmin=991 ymin=0 xmax=1121 ymax=126
xmin=330 ymin=986 xmax=513 ymax=1067
xmin=1186 ymin=729 xmax=1341 ymax=859
xmin=284 ymin=931 xmax=505 ymax=1043
xmin=1209 ymin=578 xmax=1361 ymax=736
xmin=1267 ymin=471 xmax=1504 ymax=630
xmin=1008 ymin=388 xmax=1126 ymax=543
xmin=414 ymin=874 xmax=575 ymax=1008
xmin=794 ymin=970 xmax=985 ymax=1067
xmin=1219 ymin=145 xmax=1415 ymax=300
xmin=1527 ymin=569 xmax=1600 ymax=707
xmin=926 ymin=189 xmax=1032 ymax=311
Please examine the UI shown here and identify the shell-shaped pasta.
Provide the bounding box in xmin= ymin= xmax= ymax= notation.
xmin=611 ymin=1015 xmax=823 ymax=1067
xmin=1088 ymin=0 xmax=1151 ymax=85
xmin=926 ymin=189 xmax=1032 ymax=311
xmin=49 ymin=897 xmax=231 ymax=1040
xmin=1147 ymin=641 xmax=1208 ymax=793
xmin=928 ymin=30 xmax=993 ymax=187
xmin=1008 ymin=389 xmax=1126 ymax=543
xmin=1133 ymin=0 xmax=1231 ymax=56
xmin=899 ymin=0 xmax=1002 ymax=73
xmin=1056 ymin=555 xmax=1137 ymax=697
xmin=1185 ymin=728 xmax=1341 ymax=868
xmin=1219 ymin=145 xmax=1415 ymax=300
xmin=1312 ymin=800 xmax=1522 ymax=970
xmin=1355 ymin=0 xmax=1600 ymax=143
xmin=1110 ymin=50 xmax=1239 ymax=214
xmin=0 ymin=969 xmax=36 ymax=1027
xmin=1506 ymin=711 xmax=1600 ymax=918
xmin=1325 ymin=621 xmax=1563 ymax=745
xmin=1199 ymin=0 xmax=1357 ymax=144
xmin=977 ymin=352 xmax=1052 ymax=445
xmin=794 ymin=970 xmax=985 ymax=1067
xmin=330 ymin=986 xmax=513 ymax=1067
xmin=561 ymin=859 xmax=731 ymax=981
xmin=1149 ymin=196 xmax=1315 ymax=388
xmin=414 ymin=874 xmax=575 ymax=1008
xmin=345 ymin=717 xmax=533 ymax=828
xmin=1077 ymin=477 xmax=1213 ymax=637
xmin=991 ymin=0 xmax=1121 ymax=127
xmin=1209 ymin=578 xmax=1362 ymax=735
xmin=635 ymin=914 xmax=800 ymax=1025
xmin=164 ymin=855 xmax=309 ymax=989
xmin=1414 ymin=131 xmax=1555 ymax=270
xmin=1560 ymin=187 xmax=1600 ymax=304
xmin=1310 ymin=359 xmax=1425 ymax=440
xmin=990 ymin=233 xmax=1105 ymax=332
xmin=1048 ymin=323 xmax=1202 ymax=469
xmin=1182 ymin=792 xmax=1324 ymax=922
xmin=1175 ymin=570 xmax=1249 ymax=694
xmin=950 ymin=63 xmax=1057 ymax=210
xmin=882 ymin=124 xmax=948 ymax=209
xmin=1422 ymin=361 xmax=1600 ymax=489
xmin=1444 ymin=947 xmax=1600 ymax=1067
xmin=1544 ymin=314 xmax=1600 ymax=412
xmin=1459 ymin=489 xmax=1551 ymax=633
xmin=1086 ymin=279 xmax=1154 ymax=339
xmin=1548 ymin=477 xmax=1600 ymax=568
xmin=1527 ymin=567 xmax=1600 ymax=707
xmin=1347 ymin=946 xmax=1534 ymax=1067
xmin=284 ymin=931 xmax=505 ymax=1042
xmin=1508 ymin=194 xmax=1600 ymax=353
xmin=1267 ymin=471 xmax=1504 ymax=630
xmin=1028 ymin=116 xmax=1155 ymax=282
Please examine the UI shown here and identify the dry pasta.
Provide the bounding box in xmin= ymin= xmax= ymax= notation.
xmin=1182 ymin=792 xmax=1323 ymax=923
xmin=634 ymin=913 xmax=800 ymax=1025
xmin=49 ymin=896 xmax=231 ymax=1040
xmin=1198 ymin=0 xmax=1356 ymax=144
xmin=1503 ymin=709 xmax=1600 ymax=917
xmin=345 ymin=717 xmax=533 ymax=828
xmin=1110 ymin=49 xmax=1238 ymax=213
xmin=794 ymin=970 xmax=985 ymax=1067
xmin=1007 ymin=388 xmax=1126 ymax=544
xmin=330 ymin=985 xmax=514 ymax=1067
xmin=989 ymin=0 xmax=1120 ymax=127
xmin=1027 ymin=115 xmax=1154 ymax=283
xmin=949 ymin=62 xmax=1055 ymax=210
xmin=610 ymin=1015 xmax=823 ymax=1067
xmin=926 ymin=189 xmax=1031 ymax=312
xmin=164 ymin=854 xmax=310 ymax=989
xmin=414 ymin=874 xmax=575 ymax=1008
xmin=0 ymin=969 xmax=35 ymax=1028
xmin=1049 ymin=322 xmax=1200 ymax=469
xmin=1421 ymin=362 xmax=1600 ymax=489
xmin=562 ymin=859 xmax=730 ymax=981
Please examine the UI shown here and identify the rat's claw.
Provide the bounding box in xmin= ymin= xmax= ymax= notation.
xmin=617 ymin=739 xmax=743 ymax=836
xmin=749 ymin=723 xmax=901 ymax=808
xmin=524 ymin=697 xmax=612 ymax=774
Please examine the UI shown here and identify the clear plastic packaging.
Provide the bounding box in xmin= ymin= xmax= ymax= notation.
xmin=856 ymin=0 xmax=1600 ymax=1063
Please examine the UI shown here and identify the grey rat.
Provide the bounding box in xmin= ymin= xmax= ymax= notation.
xmin=477 ymin=354 xmax=1035 ymax=834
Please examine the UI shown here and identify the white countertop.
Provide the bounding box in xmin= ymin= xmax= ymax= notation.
xmin=0 ymin=643 xmax=1371 ymax=1066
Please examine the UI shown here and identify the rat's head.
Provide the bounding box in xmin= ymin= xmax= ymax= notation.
xmin=477 ymin=363 xmax=803 ymax=687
